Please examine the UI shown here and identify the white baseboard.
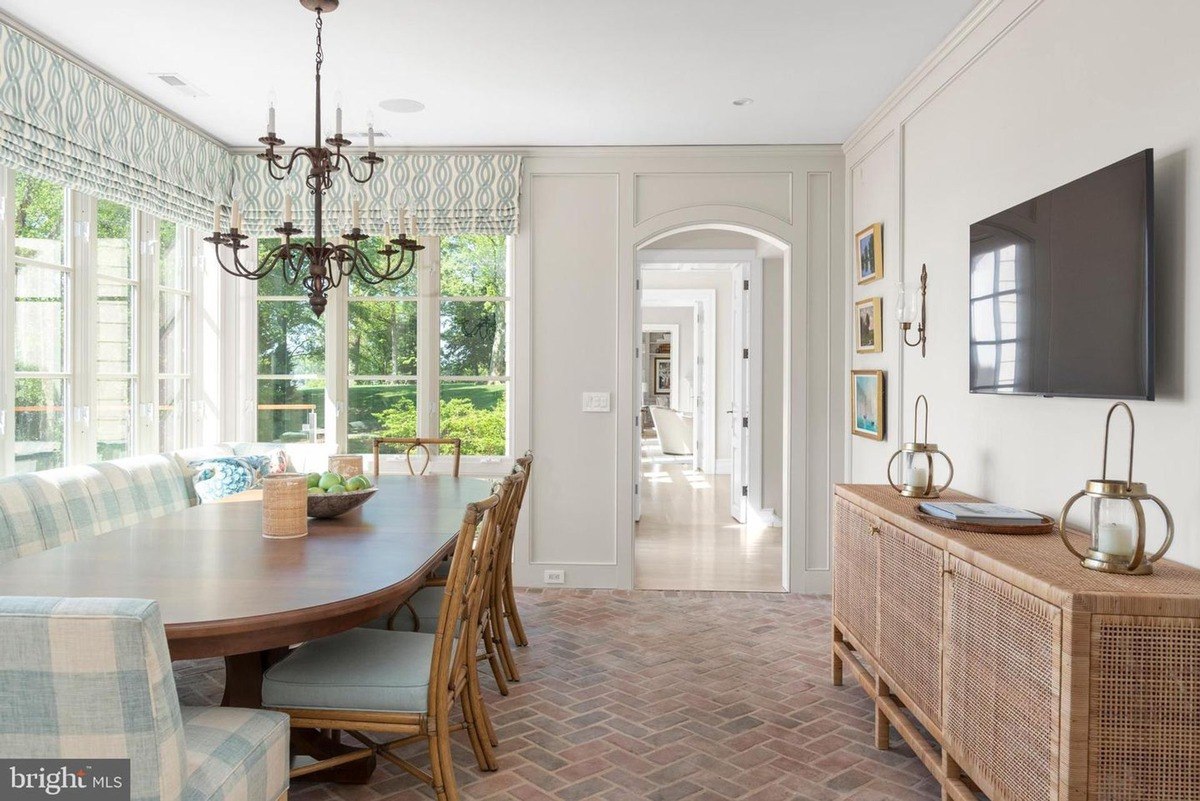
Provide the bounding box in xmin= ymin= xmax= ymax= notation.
xmin=713 ymin=458 xmax=732 ymax=475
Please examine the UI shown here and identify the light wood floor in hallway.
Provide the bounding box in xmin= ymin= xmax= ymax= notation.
xmin=635 ymin=446 xmax=784 ymax=592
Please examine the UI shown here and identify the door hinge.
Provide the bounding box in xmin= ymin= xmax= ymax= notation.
xmin=743 ymin=348 xmax=749 ymax=359
xmin=741 ymin=485 xmax=748 ymax=497
xmin=635 ymin=346 xmax=640 ymax=359
xmin=636 ymin=278 xmax=642 ymax=291
xmin=743 ymin=279 xmax=750 ymax=290
xmin=634 ymin=483 xmax=639 ymax=495
xmin=742 ymin=416 xmax=749 ymax=428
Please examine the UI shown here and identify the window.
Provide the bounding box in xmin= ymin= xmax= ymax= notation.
xmin=253 ymin=234 xmax=512 ymax=461
xmin=2 ymin=168 xmax=201 ymax=476
xmin=255 ymin=239 xmax=326 ymax=443
xmin=346 ymin=243 xmax=418 ymax=453
xmin=156 ymin=221 xmax=191 ymax=451
xmin=94 ymin=199 xmax=137 ymax=459
xmin=12 ymin=173 xmax=70 ymax=471
xmin=437 ymin=235 xmax=509 ymax=456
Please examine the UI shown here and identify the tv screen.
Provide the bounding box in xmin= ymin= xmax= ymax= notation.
xmin=968 ymin=149 xmax=1154 ymax=399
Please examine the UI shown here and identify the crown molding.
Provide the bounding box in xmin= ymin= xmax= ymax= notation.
xmin=0 ymin=9 xmax=232 ymax=150
xmin=841 ymin=0 xmax=1008 ymax=155
xmin=228 ymin=143 xmax=845 ymax=158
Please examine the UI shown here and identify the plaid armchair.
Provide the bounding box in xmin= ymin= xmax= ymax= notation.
xmin=0 ymin=597 xmax=289 ymax=801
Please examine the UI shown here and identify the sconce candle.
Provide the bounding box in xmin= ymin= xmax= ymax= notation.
xmin=1057 ymin=402 xmax=1174 ymax=575
xmin=887 ymin=394 xmax=954 ymax=498
xmin=897 ymin=263 xmax=928 ymax=357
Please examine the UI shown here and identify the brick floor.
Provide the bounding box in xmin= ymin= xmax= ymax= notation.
xmin=174 ymin=589 xmax=940 ymax=801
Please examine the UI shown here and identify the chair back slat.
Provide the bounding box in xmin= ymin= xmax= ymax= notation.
xmin=427 ymin=483 xmax=505 ymax=717
xmin=372 ymin=437 xmax=463 ymax=478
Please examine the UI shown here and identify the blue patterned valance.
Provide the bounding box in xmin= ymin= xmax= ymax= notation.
xmin=232 ymin=152 xmax=521 ymax=237
xmin=0 ymin=21 xmax=233 ymax=231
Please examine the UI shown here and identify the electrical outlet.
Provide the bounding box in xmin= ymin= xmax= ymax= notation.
xmin=544 ymin=569 xmax=565 ymax=584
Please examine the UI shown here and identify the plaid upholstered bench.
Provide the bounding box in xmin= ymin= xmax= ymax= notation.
xmin=0 ymin=597 xmax=289 ymax=801
xmin=0 ymin=454 xmax=193 ymax=565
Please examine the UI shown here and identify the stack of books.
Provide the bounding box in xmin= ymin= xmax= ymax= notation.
xmin=917 ymin=501 xmax=1044 ymax=526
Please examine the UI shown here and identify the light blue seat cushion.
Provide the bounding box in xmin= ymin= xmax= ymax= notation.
xmin=262 ymin=628 xmax=436 ymax=713
xmin=179 ymin=706 xmax=290 ymax=801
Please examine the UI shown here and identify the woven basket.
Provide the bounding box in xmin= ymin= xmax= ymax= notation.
xmin=328 ymin=454 xmax=364 ymax=478
xmin=262 ymin=474 xmax=308 ymax=539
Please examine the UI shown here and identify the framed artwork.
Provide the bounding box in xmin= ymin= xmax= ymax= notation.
xmin=855 ymin=223 xmax=884 ymax=285
xmin=653 ymin=356 xmax=671 ymax=395
xmin=851 ymin=369 xmax=885 ymax=440
xmin=855 ymin=297 xmax=883 ymax=353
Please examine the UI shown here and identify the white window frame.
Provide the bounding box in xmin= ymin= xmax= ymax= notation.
xmin=248 ymin=234 xmax=514 ymax=474
xmin=0 ymin=166 xmax=202 ymax=476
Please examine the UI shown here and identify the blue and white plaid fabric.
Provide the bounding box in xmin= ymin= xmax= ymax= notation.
xmin=0 ymin=598 xmax=290 ymax=801
xmin=0 ymin=455 xmax=194 ymax=565
xmin=0 ymin=597 xmax=188 ymax=801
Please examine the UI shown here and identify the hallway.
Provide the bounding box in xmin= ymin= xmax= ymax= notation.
xmin=635 ymin=443 xmax=784 ymax=592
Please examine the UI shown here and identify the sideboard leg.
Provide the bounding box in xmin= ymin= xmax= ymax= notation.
xmin=874 ymin=677 xmax=890 ymax=750
xmin=831 ymin=626 xmax=844 ymax=686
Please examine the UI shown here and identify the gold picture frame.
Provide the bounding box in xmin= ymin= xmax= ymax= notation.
xmin=855 ymin=223 xmax=884 ymax=285
xmin=851 ymin=369 xmax=886 ymax=440
xmin=855 ymin=297 xmax=883 ymax=353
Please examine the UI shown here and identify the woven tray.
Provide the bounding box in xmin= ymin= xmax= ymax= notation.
xmin=914 ymin=512 xmax=1055 ymax=536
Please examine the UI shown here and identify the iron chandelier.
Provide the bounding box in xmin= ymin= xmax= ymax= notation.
xmin=205 ymin=0 xmax=422 ymax=316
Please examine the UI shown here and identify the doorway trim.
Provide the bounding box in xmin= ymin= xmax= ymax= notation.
xmin=630 ymin=225 xmax=792 ymax=593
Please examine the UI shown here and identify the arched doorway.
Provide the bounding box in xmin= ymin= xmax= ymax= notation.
xmin=633 ymin=224 xmax=790 ymax=592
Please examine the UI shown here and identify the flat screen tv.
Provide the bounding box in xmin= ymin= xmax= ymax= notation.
xmin=968 ymin=149 xmax=1154 ymax=399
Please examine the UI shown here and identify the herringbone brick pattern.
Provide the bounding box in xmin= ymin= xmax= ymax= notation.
xmin=174 ymin=589 xmax=940 ymax=801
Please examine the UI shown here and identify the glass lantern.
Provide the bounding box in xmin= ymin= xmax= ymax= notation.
xmin=1057 ymin=403 xmax=1174 ymax=575
xmin=887 ymin=395 xmax=954 ymax=498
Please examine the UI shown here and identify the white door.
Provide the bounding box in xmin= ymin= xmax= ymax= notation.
xmin=730 ymin=264 xmax=751 ymax=523
xmin=634 ymin=274 xmax=644 ymax=522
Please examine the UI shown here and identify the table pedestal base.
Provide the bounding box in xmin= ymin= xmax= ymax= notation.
xmin=223 ymin=651 xmax=377 ymax=784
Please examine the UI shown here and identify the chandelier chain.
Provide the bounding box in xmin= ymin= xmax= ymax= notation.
xmin=315 ymin=11 xmax=324 ymax=75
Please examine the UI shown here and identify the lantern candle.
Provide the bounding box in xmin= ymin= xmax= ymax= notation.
xmin=887 ymin=395 xmax=953 ymax=498
xmin=1096 ymin=522 xmax=1135 ymax=558
xmin=907 ymin=463 xmax=929 ymax=490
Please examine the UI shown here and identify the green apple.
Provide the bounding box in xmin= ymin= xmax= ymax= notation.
xmin=318 ymin=471 xmax=343 ymax=491
xmin=325 ymin=484 xmax=347 ymax=494
xmin=307 ymin=486 xmax=324 ymax=495
xmin=306 ymin=472 xmax=322 ymax=488
xmin=345 ymin=475 xmax=369 ymax=491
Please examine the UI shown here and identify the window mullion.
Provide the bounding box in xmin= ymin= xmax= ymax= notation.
xmin=71 ymin=191 xmax=93 ymax=464
xmin=0 ymin=167 xmax=13 ymax=475
xmin=418 ymin=236 xmax=440 ymax=439
xmin=139 ymin=211 xmax=158 ymax=454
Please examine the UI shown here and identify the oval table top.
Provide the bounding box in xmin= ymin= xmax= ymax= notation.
xmin=0 ymin=475 xmax=495 ymax=659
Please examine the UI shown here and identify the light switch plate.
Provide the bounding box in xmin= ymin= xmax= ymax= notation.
xmin=581 ymin=392 xmax=611 ymax=412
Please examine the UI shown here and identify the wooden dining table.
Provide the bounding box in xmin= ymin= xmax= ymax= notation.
xmin=0 ymin=474 xmax=496 ymax=783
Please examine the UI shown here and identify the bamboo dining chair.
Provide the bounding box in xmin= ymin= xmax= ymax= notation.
xmin=372 ymin=436 xmax=463 ymax=478
xmin=260 ymin=479 xmax=512 ymax=801
xmin=388 ymin=456 xmax=532 ymax=695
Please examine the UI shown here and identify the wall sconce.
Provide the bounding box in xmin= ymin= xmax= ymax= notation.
xmin=897 ymin=263 xmax=928 ymax=357
xmin=1056 ymin=402 xmax=1174 ymax=575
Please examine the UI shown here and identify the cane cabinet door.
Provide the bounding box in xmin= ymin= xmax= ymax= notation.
xmin=944 ymin=556 xmax=1061 ymax=801
xmin=832 ymin=498 xmax=879 ymax=655
xmin=877 ymin=524 xmax=943 ymax=728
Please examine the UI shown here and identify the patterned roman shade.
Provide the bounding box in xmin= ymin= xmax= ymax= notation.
xmin=232 ymin=152 xmax=521 ymax=237
xmin=0 ymin=21 xmax=233 ymax=231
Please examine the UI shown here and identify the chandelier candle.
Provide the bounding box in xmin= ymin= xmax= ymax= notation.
xmin=204 ymin=0 xmax=422 ymax=316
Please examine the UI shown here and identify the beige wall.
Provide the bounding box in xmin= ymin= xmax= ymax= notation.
xmin=845 ymin=0 xmax=1200 ymax=567
xmin=512 ymin=146 xmax=845 ymax=592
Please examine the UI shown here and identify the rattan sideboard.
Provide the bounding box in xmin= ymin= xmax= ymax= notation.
xmin=831 ymin=484 xmax=1200 ymax=801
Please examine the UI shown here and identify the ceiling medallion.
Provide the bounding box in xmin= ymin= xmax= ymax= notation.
xmin=205 ymin=0 xmax=421 ymax=316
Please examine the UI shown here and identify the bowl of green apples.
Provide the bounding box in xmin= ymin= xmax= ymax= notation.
xmin=305 ymin=471 xmax=377 ymax=519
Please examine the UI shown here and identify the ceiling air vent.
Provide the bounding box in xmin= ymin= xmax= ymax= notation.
xmin=152 ymin=73 xmax=208 ymax=98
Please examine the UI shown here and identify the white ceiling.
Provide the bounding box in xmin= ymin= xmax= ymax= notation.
xmin=0 ymin=0 xmax=977 ymax=148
